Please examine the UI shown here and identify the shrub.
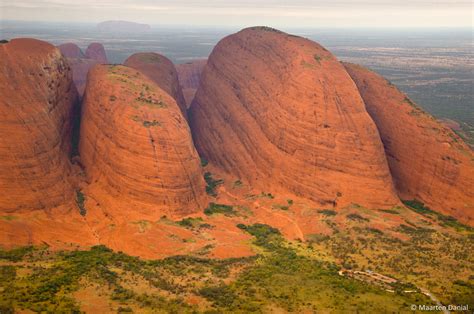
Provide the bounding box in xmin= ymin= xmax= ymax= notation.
xmin=0 ymin=246 xmax=34 ymax=262
xmin=75 ymin=190 xmax=86 ymax=216
xmin=233 ymin=180 xmax=243 ymax=188
xmin=204 ymin=172 xmax=223 ymax=197
xmin=347 ymin=213 xmax=369 ymax=222
xmin=200 ymin=157 xmax=208 ymax=167
xmin=260 ymin=192 xmax=275 ymax=199
xmin=403 ymin=199 xmax=473 ymax=231
xmin=204 ymin=203 xmax=236 ymax=216
xmin=237 ymin=223 xmax=283 ymax=250
xmin=199 ymin=284 xmax=238 ymax=307
xmin=318 ymin=209 xmax=337 ymax=216
xmin=143 ymin=120 xmax=160 ymax=127
xmin=177 ymin=217 xmax=203 ymax=228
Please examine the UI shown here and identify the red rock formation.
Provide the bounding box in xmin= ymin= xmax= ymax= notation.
xmin=80 ymin=65 xmax=206 ymax=217
xmin=176 ymin=59 xmax=207 ymax=107
xmin=190 ymin=27 xmax=399 ymax=209
xmin=0 ymin=38 xmax=78 ymax=211
xmin=57 ymin=43 xmax=108 ymax=96
xmin=344 ymin=63 xmax=474 ymax=225
xmin=85 ymin=43 xmax=108 ymax=64
xmin=58 ymin=43 xmax=84 ymax=58
xmin=66 ymin=58 xmax=99 ymax=96
xmin=124 ymin=52 xmax=187 ymax=116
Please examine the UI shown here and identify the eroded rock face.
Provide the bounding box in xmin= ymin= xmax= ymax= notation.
xmin=176 ymin=59 xmax=207 ymax=107
xmin=345 ymin=63 xmax=474 ymax=224
xmin=85 ymin=43 xmax=108 ymax=64
xmin=80 ymin=65 xmax=206 ymax=217
xmin=0 ymin=38 xmax=78 ymax=211
xmin=190 ymin=27 xmax=399 ymax=209
xmin=124 ymin=53 xmax=187 ymax=116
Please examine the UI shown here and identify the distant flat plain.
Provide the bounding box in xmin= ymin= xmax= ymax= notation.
xmin=1 ymin=22 xmax=472 ymax=144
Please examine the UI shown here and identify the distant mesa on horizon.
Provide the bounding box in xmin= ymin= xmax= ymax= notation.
xmin=97 ymin=20 xmax=151 ymax=32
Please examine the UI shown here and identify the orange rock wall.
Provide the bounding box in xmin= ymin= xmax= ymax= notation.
xmin=0 ymin=38 xmax=78 ymax=211
xmin=345 ymin=63 xmax=474 ymax=224
xmin=80 ymin=65 xmax=206 ymax=216
xmin=190 ymin=28 xmax=399 ymax=209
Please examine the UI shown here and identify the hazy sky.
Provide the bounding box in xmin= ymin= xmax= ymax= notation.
xmin=1 ymin=0 xmax=473 ymax=27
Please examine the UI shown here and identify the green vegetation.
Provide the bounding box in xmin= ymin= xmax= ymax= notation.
xmin=347 ymin=213 xmax=369 ymax=222
xmin=260 ymin=192 xmax=275 ymax=199
xmin=204 ymin=203 xmax=236 ymax=216
xmin=301 ymin=60 xmax=315 ymax=69
xmin=318 ymin=209 xmax=337 ymax=216
xmin=273 ymin=204 xmax=289 ymax=210
xmin=176 ymin=217 xmax=211 ymax=229
xmin=1 ymin=218 xmax=468 ymax=313
xmin=204 ymin=172 xmax=223 ymax=197
xmin=0 ymin=39 xmax=9 ymax=44
xmin=75 ymin=190 xmax=86 ymax=216
xmin=402 ymin=199 xmax=473 ymax=232
xmin=309 ymin=223 xmax=474 ymax=308
xmin=138 ymin=54 xmax=161 ymax=63
xmin=200 ymin=157 xmax=208 ymax=167
xmin=0 ymin=215 xmax=17 ymax=221
xmin=314 ymin=54 xmax=322 ymax=64
xmin=379 ymin=208 xmax=400 ymax=215
xmin=403 ymin=96 xmax=417 ymax=108
xmin=134 ymin=90 xmax=167 ymax=108
xmin=252 ymin=26 xmax=282 ymax=33
xmin=142 ymin=120 xmax=160 ymax=127
xmin=109 ymin=95 xmax=117 ymax=101
xmin=0 ymin=246 xmax=34 ymax=262
xmin=233 ymin=179 xmax=243 ymax=188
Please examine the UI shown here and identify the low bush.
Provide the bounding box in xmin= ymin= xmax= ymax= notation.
xmin=75 ymin=190 xmax=86 ymax=216
xmin=204 ymin=172 xmax=223 ymax=197
xmin=204 ymin=203 xmax=236 ymax=216
xmin=347 ymin=213 xmax=369 ymax=222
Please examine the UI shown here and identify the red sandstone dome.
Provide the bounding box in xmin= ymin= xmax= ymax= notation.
xmin=124 ymin=52 xmax=187 ymax=117
xmin=0 ymin=38 xmax=78 ymax=211
xmin=57 ymin=42 xmax=108 ymax=96
xmin=85 ymin=42 xmax=108 ymax=64
xmin=58 ymin=43 xmax=84 ymax=58
xmin=79 ymin=65 xmax=207 ymax=217
xmin=176 ymin=59 xmax=207 ymax=107
xmin=345 ymin=63 xmax=474 ymax=225
xmin=190 ymin=27 xmax=399 ymax=209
